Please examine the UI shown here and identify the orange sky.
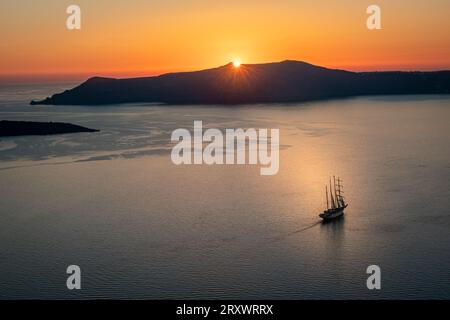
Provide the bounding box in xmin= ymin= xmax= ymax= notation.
xmin=1 ymin=0 xmax=449 ymax=82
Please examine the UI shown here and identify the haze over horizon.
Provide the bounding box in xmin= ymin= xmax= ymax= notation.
xmin=1 ymin=0 xmax=450 ymax=83
xmin=3 ymin=59 xmax=450 ymax=85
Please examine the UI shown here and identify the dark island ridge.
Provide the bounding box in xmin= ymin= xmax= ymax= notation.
xmin=31 ymin=60 xmax=450 ymax=106
xmin=0 ymin=120 xmax=99 ymax=137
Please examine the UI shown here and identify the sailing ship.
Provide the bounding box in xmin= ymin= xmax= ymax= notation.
xmin=319 ymin=176 xmax=348 ymax=221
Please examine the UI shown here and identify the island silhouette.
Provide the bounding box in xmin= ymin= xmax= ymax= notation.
xmin=0 ymin=120 xmax=99 ymax=137
xmin=31 ymin=60 xmax=450 ymax=105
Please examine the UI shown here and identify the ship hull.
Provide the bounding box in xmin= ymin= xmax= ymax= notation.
xmin=319 ymin=204 xmax=348 ymax=221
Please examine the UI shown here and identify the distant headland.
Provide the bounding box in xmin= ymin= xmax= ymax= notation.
xmin=0 ymin=120 xmax=99 ymax=137
xmin=30 ymin=60 xmax=450 ymax=106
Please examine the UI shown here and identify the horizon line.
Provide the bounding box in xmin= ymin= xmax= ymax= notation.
xmin=1 ymin=60 xmax=450 ymax=84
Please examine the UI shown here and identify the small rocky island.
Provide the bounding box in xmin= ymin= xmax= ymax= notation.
xmin=0 ymin=120 xmax=99 ymax=137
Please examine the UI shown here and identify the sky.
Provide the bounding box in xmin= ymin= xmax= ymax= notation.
xmin=0 ymin=0 xmax=449 ymax=82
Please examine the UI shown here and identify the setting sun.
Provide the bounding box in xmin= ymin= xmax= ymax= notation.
xmin=233 ymin=59 xmax=241 ymax=68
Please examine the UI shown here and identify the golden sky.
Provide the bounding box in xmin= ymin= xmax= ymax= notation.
xmin=1 ymin=0 xmax=449 ymax=81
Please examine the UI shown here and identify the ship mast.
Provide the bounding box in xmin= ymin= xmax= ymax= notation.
xmin=336 ymin=177 xmax=345 ymax=207
xmin=333 ymin=176 xmax=338 ymax=208
xmin=329 ymin=178 xmax=336 ymax=209
xmin=325 ymin=185 xmax=329 ymax=209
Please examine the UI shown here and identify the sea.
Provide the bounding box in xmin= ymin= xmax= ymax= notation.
xmin=0 ymin=82 xmax=449 ymax=299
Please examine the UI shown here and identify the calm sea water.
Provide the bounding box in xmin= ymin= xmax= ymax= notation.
xmin=0 ymin=83 xmax=449 ymax=299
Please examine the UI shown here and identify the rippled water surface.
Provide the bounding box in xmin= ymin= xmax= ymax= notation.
xmin=1 ymin=83 xmax=449 ymax=299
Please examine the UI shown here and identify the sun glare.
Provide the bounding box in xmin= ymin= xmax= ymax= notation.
xmin=233 ymin=59 xmax=241 ymax=68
